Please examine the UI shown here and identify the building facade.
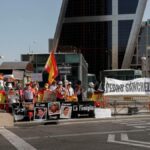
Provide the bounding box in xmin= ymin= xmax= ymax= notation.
xmin=51 ymin=0 xmax=147 ymax=77
xmin=133 ymin=19 xmax=150 ymax=76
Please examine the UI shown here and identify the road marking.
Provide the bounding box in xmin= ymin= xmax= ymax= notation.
xmin=0 ymin=128 xmax=36 ymax=150
xmin=23 ymin=129 xmax=148 ymax=140
xmin=107 ymin=133 xmax=150 ymax=149
xmin=121 ymin=133 xmax=150 ymax=145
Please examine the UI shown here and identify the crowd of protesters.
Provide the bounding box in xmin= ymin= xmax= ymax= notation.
xmin=0 ymin=75 xmax=107 ymax=116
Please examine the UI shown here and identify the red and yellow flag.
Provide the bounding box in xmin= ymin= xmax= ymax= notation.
xmin=44 ymin=51 xmax=58 ymax=84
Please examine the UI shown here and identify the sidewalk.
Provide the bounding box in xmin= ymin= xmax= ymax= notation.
xmin=14 ymin=113 xmax=150 ymax=127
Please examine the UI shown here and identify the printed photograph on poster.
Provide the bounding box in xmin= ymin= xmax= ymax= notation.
xmin=60 ymin=105 xmax=72 ymax=119
xmin=34 ymin=107 xmax=47 ymax=120
xmin=48 ymin=102 xmax=60 ymax=116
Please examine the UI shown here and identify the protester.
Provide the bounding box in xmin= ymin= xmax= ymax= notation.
xmin=56 ymin=81 xmax=66 ymax=103
xmin=64 ymin=80 xmax=69 ymax=89
xmin=42 ymin=83 xmax=51 ymax=102
xmin=87 ymin=82 xmax=95 ymax=100
xmin=75 ymin=80 xmax=83 ymax=102
xmin=49 ymin=80 xmax=57 ymax=92
xmin=66 ymin=82 xmax=76 ymax=101
xmin=23 ymin=83 xmax=34 ymax=103
xmin=0 ymin=86 xmax=6 ymax=110
xmin=66 ymin=82 xmax=74 ymax=96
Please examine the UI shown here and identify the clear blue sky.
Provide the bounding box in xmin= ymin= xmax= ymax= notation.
xmin=0 ymin=0 xmax=150 ymax=62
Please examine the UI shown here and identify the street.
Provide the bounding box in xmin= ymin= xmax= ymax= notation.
xmin=1 ymin=117 xmax=150 ymax=150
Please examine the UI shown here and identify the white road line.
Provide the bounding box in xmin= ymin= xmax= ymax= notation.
xmin=107 ymin=134 xmax=115 ymax=142
xmin=108 ymin=133 xmax=150 ymax=149
xmin=0 ymin=128 xmax=36 ymax=150
xmin=23 ymin=129 xmax=147 ymax=140
xmin=121 ymin=133 xmax=150 ymax=145
xmin=121 ymin=133 xmax=128 ymax=141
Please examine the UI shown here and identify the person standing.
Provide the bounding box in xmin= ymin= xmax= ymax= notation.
xmin=56 ymin=81 xmax=66 ymax=103
xmin=87 ymin=82 xmax=95 ymax=100
xmin=75 ymin=80 xmax=83 ymax=102
xmin=23 ymin=83 xmax=34 ymax=103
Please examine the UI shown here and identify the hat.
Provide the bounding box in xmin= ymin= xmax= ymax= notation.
xmin=64 ymin=80 xmax=68 ymax=83
xmin=68 ymin=82 xmax=72 ymax=85
xmin=8 ymin=83 xmax=13 ymax=88
xmin=89 ymin=82 xmax=94 ymax=88
xmin=58 ymin=81 xmax=63 ymax=85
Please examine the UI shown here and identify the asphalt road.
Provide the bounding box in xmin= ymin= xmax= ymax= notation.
xmin=1 ymin=117 xmax=150 ymax=150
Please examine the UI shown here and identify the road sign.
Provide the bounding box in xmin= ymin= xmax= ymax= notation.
xmin=58 ymin=66 xmax=72 ymax=75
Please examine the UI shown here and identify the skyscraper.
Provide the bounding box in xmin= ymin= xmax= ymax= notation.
xmin=52 ymin=0 xmax=147 ymax=77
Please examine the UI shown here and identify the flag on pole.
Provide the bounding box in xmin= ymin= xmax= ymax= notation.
xmin=44 ymin=51 xmax=58 ymax=84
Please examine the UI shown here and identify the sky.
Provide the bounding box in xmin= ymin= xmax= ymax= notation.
xmin=0 ymin=0 xmax=150 ymax=63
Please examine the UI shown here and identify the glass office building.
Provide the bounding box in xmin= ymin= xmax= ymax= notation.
xmin=52 ymin=0 xmax=147 ymax=77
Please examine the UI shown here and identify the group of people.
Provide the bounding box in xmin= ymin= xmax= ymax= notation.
xmin=0 ymin=79 xmax=85 ymax=111
xmin=0 ymin=75 xmax=106 ymax=113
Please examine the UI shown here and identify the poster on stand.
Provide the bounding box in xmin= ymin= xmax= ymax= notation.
xmin=48 ymin=102 xmax=60 ymax=119
xmin=34 ymin=103 xmax=47 ymax=120
xmin=60 ymin=103 xmax=72 ymax=119
xmin=78 ymin=101 xmax=95 ymax=118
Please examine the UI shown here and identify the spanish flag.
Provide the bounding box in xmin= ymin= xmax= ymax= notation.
xmin=44 ymin=51 xmax=58 ymax=84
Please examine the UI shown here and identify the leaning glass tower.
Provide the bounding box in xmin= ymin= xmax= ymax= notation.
xmin=52 ymin=0 xmax=147 ymax=76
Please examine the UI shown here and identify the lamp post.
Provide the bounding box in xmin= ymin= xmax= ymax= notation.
xmin=146 ymin=21 xmax=150 ymax=77
xmin=146 ymin=46 xmax=150 ymax=77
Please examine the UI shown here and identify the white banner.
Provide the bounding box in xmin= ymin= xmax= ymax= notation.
xmin=104 ymin=77 xmax=150 ymax=96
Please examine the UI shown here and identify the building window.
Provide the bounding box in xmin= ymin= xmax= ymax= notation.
xmin=118 ymin=20 xmax=133 ymax=68
xmin=65 ymin=0 xmax=112 ymax=17
xmin=118 ymin=0 xmax=139 ymax=14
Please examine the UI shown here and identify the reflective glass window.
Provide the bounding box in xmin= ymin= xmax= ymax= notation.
xmin=118 ymin=0 xmax=139 ymax=14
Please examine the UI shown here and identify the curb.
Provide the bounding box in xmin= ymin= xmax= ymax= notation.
xmin=14 ymin=113 xmax=150 ymax=127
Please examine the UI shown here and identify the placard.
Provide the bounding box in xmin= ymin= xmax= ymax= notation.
xmin=48 ymin=102 xmax=60 ymax=119
xmin=60 ymin=103 xmax=72 ymax=119
xmin=31 ymin=73 xmax=43 ymax=82
xmin=34 ymin=103 xmax=47 ymax=120
xmin=12 ymin=70 xmax=24 ymax=80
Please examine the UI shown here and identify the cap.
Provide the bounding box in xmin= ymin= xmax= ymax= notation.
xmin=8 ymin=83 xmax=13 ymax=88
xmin=58 ymin=81 xmax=63 ymax=85
xmin=68 ymin=82 xmax=72 ymax=85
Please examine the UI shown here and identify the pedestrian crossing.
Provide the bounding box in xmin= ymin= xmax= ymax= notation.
xmin=0 ymin=127 xmax=36 ymax=150
xmin=116 ymin=120 xmax=150 ymax=129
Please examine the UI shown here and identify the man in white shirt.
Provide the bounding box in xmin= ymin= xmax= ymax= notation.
xmin=66 ymin=82 xmax=74 ymax=97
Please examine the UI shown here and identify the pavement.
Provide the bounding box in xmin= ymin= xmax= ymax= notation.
xmin=14 ymin=113 xmax=150 ymax=127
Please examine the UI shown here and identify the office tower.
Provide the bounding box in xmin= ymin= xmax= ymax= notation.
xmin=52 ymin=0 xmax=147 ymax=76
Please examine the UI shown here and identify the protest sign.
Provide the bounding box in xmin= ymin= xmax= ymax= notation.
xmin=31 ymin=73 xmax=43 ymax=82
xmin=105 ymin=77 xmax=150 ymax=96
xmin=34 ymin=103 xmax=47 ymax=120
xmin=48 ymin=102 xmax=60 ymax=119
xmin=60 ymin=103 xmax=72 ymax=119
xmin=12 ymin=70 xmax=24 ymax=80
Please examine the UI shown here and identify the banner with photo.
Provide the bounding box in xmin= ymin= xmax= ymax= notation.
xmin=48 ymin=102 xmax=60 ymax=119
xmin=34 ymin=103 xmax=47 ymax=120
xmin=60 ymin=103 xmax=72 ymax=119
xmin=104 ymin=77 xmax=150 ymax=96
